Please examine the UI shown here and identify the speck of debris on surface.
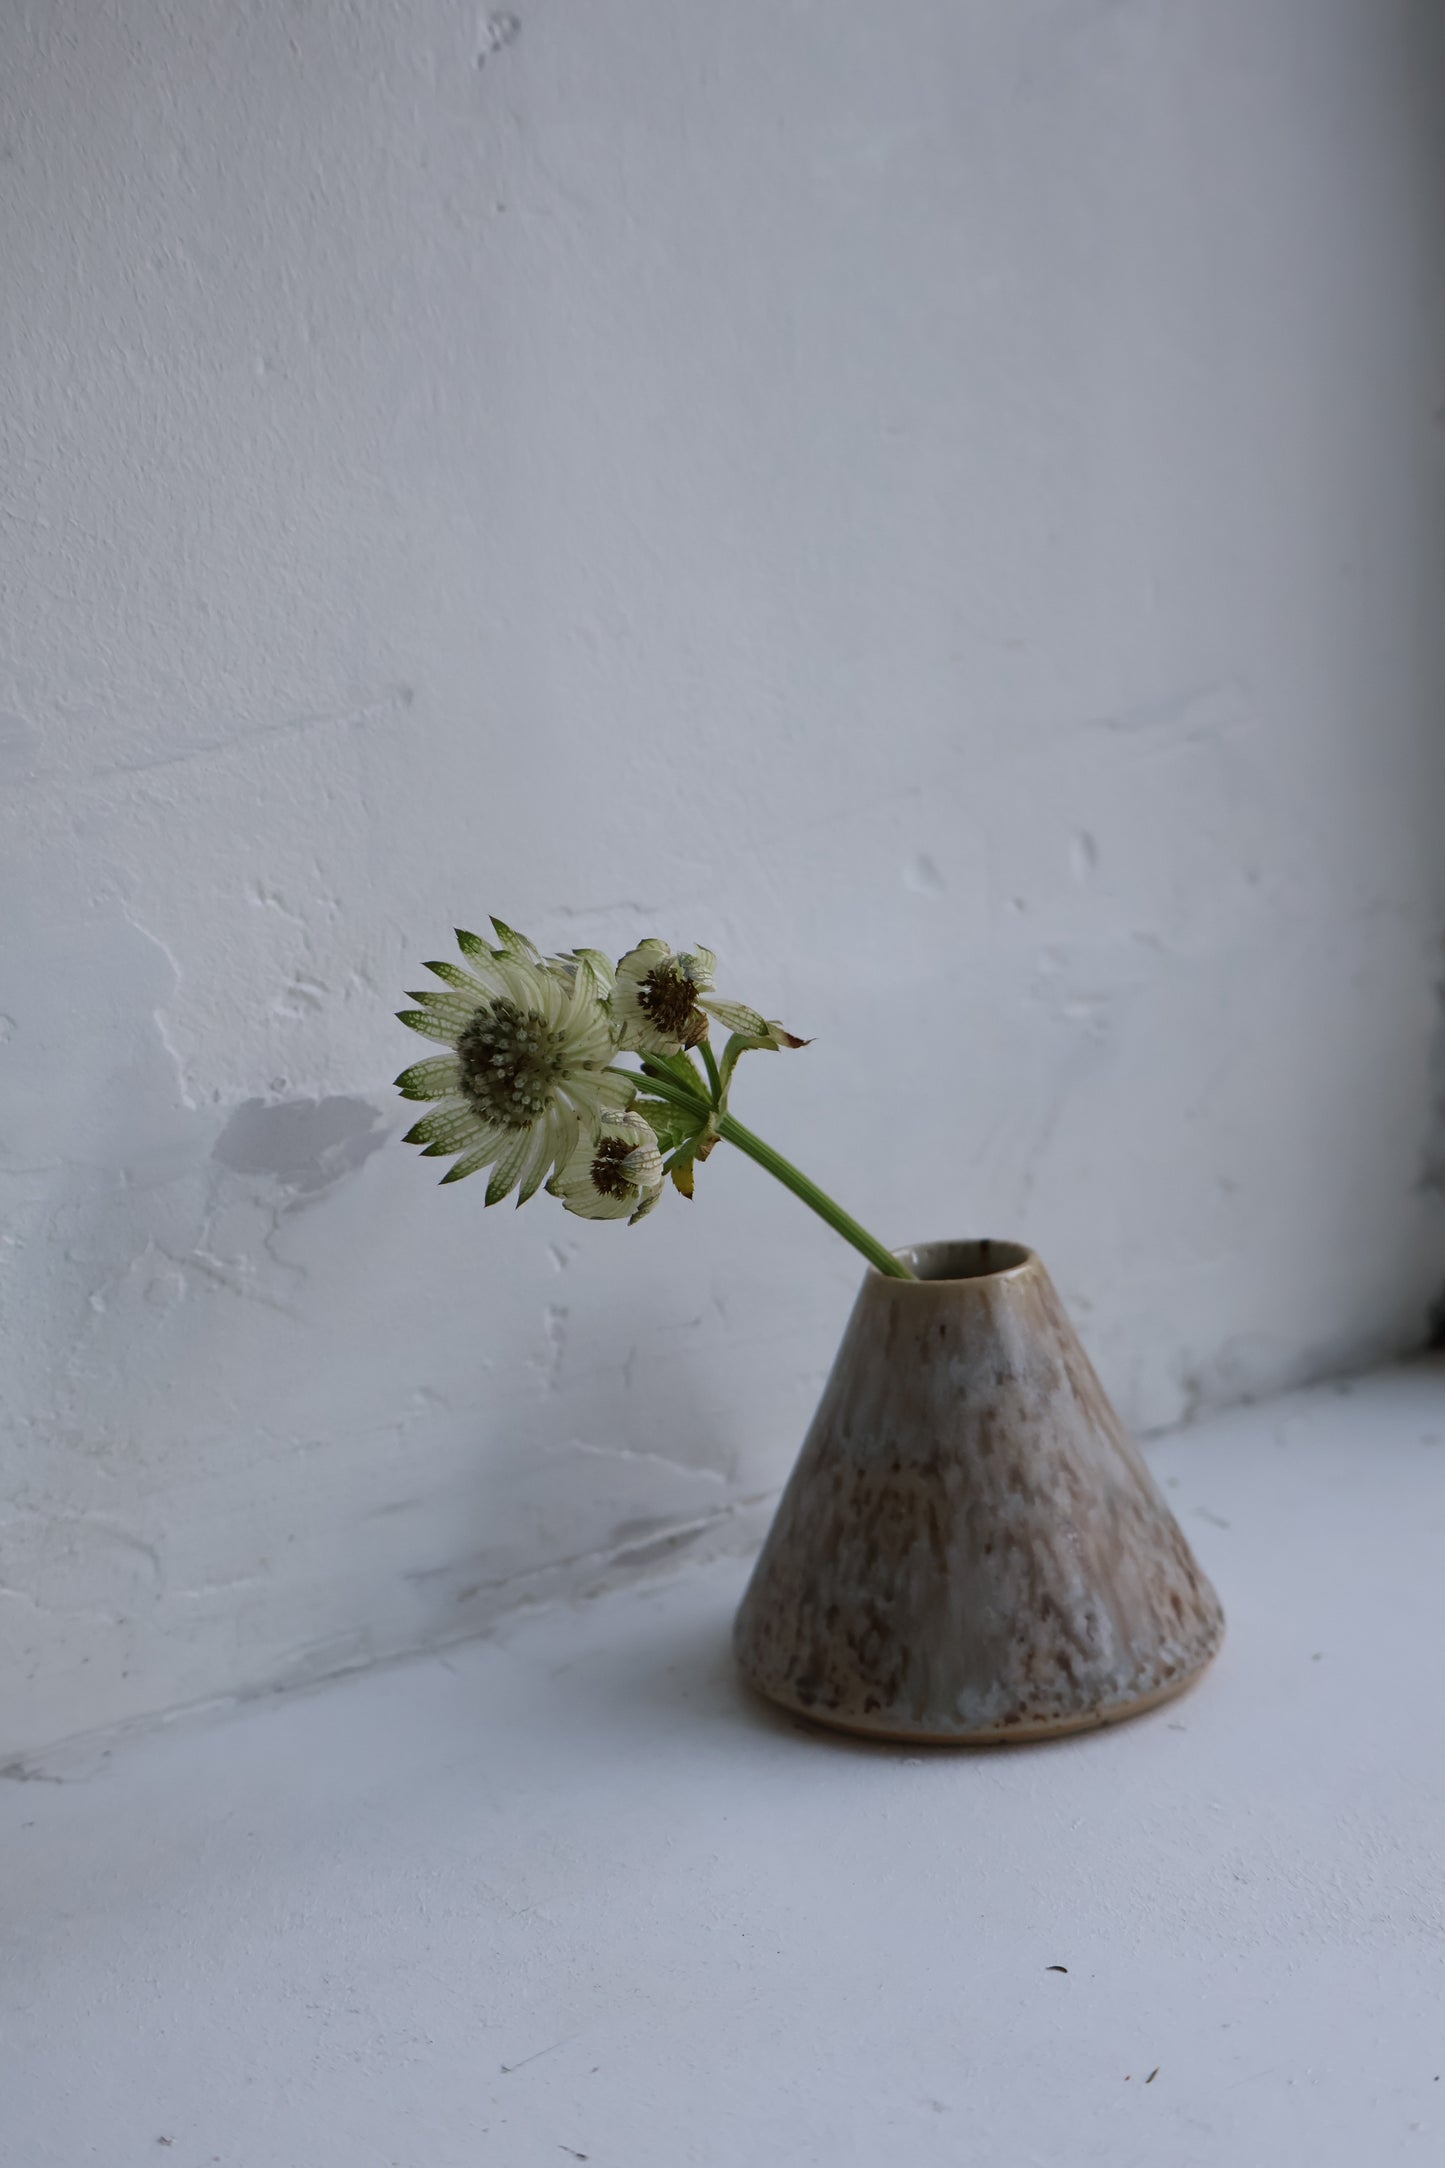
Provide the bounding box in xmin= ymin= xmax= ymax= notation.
xmin=1146 ymin=2067 xmax=1160 ymax=2083
xmin=1046 ymin=1964 xmax=1068 ymax=1973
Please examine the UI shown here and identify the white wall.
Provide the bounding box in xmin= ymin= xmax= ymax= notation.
xmin=3 ymin=0 xmax=1443 ymax=1762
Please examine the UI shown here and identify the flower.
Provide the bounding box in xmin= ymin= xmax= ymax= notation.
xmin=611 ymin=939 xmax=779 ymax=1056
xmin=548 ymin=1108 xmax=664 ymax=1224
xmin=547 ymin=946 xmax=616 ymax=1001
xmin=395 ymin=924 xmax=633 ymax=1201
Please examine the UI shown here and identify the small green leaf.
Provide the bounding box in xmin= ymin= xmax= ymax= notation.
xmin=634 ymin=1096 xmax=705 ymax=1153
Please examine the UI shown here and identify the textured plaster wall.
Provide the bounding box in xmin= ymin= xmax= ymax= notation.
xmin=2 ymin=0 xmax=1443 ymax=1762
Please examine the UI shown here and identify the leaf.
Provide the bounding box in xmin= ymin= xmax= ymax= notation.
xmin=634 ymin=1096 xmax=706 ymax=1153
xmin=717 ymin=1019 xmax=812 ymax=1098
xmin=670 ymin=1155 xmax=695 ymax=1199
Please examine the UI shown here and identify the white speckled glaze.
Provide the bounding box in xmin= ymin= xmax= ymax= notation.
xmin=735 ymin=1241 xmax=1225 ymax=1743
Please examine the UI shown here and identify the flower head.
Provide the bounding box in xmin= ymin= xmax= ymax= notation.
xmin=396 ymin=923 xmax=632 ymax=1201
xmin=548 ymin=1108 xmax=664 ymax=1224
xmin=612 ymin=938 xmax=778 ymax=1056
xmin=610 ymin=939 xmax=713 ymax=1054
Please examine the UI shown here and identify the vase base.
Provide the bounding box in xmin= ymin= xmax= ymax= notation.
xmin=737 ymin=1635 xmax=1223 ymax=1748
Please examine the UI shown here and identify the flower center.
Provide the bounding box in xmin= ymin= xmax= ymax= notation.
xmin=589 ymin=1137 xmax=638 ymax=1199
xmin=639 ymin=964 xmax=699 ymax=1038
xmin=457 ymin=1001 xmax=568 ymax=1130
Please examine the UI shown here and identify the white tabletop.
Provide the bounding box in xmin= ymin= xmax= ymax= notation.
xmin=5 ymin=1363 xmax=1443 ymax=2168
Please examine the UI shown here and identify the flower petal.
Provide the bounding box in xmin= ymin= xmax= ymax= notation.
xmin=761 ymin=1019 xmax=811 ymax=1050
xmin=698 ymin=996 xmax=769 ymax=1038
xmin=629 ymin=1180 xmax=663 ymax=1225
xmin=484 ymin=1126 xmax=534 ymax=1206
xmin=614 ymin=937 xmax=673 ymax=982
xmin=490 ymin=916 xmax=542 ymax=963
xmin=395 ymin=1056 xmax=463 ymax=1101
xmin=423 ymin=959 xmax=491 ymax=993
xmin=514 ymin=1121 xmax=557 ymax=1207
xmin=404 ymin=1101 xmax=491 ymax=1155
xmin=679 ymin=946 xmax=717 ymax=990
xmin=397 ymin=1008 xmax=465 ymax=1046
xmin=439 ymin=1144 xmax=497 ymax=1185
xmin=404 ymin=988 xmax=486 ymax=1031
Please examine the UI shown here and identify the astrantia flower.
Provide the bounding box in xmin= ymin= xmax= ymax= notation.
xmin=611 ymin=939 xmax=776 ymax=1056
xmin=548 ymin=1108 xmax=664 ymax=1224
xmin=395 ymin=925 xmax=633 ymax=1202
xmin=386 ymin=909 xmax=912 ymax=1277
xmin=547 ymin=946 xmax=616 ymax=1001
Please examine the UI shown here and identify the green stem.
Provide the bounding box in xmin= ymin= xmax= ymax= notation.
xmin=613 ymin=1064 xmax=708 ymax=1116
xmin=610 ymin=1063 xmax=909 ymax=1281
xmin=698 ymin=1040 xmax=723 ymax=1102
xmin=715 ymin=1112 xmax=914 ymax=1280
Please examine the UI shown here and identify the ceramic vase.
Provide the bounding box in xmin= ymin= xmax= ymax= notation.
xmin=734 ymin=1240 xmax=1224 ymax=1743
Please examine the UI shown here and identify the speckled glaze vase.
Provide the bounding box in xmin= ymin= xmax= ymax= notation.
xmin=734 ymin=1240 xmax=1224 ymax=1744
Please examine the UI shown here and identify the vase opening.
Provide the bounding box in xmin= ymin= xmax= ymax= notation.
xmin=890 ymin=1238 xmax=1033 ymax=1283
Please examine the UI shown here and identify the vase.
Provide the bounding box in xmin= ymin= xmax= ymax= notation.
xmin=733 ymin=1240 xmax=1224 ymax=1743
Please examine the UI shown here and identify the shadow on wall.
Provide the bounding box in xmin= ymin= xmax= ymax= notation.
xmin=212 ymin=1096 xmax=390 ymax=1197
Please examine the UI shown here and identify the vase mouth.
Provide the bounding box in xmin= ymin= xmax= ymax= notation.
xmin=885 ymin=1238 xmax=1035 ymax=1284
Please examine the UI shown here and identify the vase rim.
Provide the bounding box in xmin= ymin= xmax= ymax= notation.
xmin=882 ymin=1238 xmax=1036 ymax=1285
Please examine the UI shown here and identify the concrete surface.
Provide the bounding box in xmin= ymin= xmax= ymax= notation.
xmin=4 ymin=0 xmax=1445 ymax=1759
xmin=4 ymin=1364 xmax=1443 ymax=2168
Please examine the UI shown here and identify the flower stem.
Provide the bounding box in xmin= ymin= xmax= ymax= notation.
xmin=715 ymin=1113 xmax=914 ymax=1280
xmin=698 ymin=1040 xmax=723 ymax=1100
xmin=612 ymin=1062 xmax=911 ymax=1280
xmin=622 ymin=1064 xmax=709 ymax=1114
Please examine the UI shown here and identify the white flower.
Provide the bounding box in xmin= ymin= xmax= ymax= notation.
xmin=547 ymin=946 xmax=617 ymax=1001
xmin=548 ymin=1108 xmax=664 ymax=1224
xmin=610 ymin=939 xmax=779 ymax=1056
xmin=396 ymin=923 xmax=633 ymax=1201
